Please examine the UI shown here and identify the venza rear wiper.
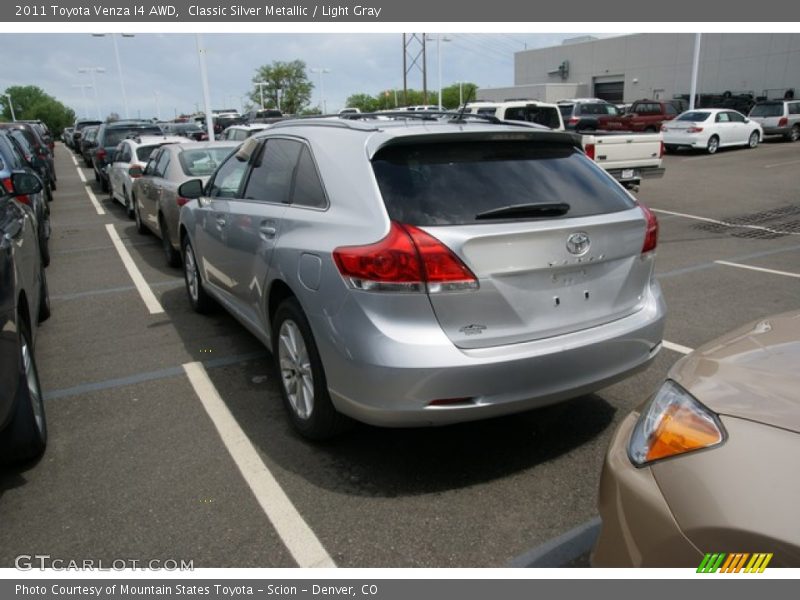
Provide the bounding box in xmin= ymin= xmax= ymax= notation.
xmin=475 ymin=202 xmax=570 ymax=220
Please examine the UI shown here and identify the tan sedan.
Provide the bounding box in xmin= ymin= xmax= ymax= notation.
xmin=593 ymin=311 xmax=800 ymax=567
xmin=132 ymin=141 xmax=238 ymax=266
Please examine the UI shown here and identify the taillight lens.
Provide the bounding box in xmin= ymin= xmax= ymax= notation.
xmin=640 ymin=203 xmax=658 ymax=254
xmin=2 ymin=177 xmax=30 ymax=205
xmin=687 ymin=126 xmax=703 ymax=133
xmin=96 ymin=148 xmax=107 ymax=161
xmin=176 ymin=197 xmax=189 ymax=207
xmin=584 ymin=143 xmax=595 ymax=160
xmin=333 ymin=222 xmax=478 ymax=293
xmin=659 ymin=141 xmax=665 ymax=158
xmin=778 ymin=117 xmax=788 ymax=127
xmin=568 ymin=117 xmax=580 ymax=125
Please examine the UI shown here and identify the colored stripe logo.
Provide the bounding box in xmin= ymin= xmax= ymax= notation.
xmin=697 ymin=553 xmax=773 ymax=573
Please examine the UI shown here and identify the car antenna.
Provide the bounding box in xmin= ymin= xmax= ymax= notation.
xmin=456 ymin=102 xmax=468 ymax=122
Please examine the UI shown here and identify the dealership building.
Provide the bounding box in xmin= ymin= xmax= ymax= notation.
xmin=476 ymin=33 xmax=800 ymax=104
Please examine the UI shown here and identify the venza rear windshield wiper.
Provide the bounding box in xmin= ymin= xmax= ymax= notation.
xmin=475 ymin=202 xmax=570 ymax=220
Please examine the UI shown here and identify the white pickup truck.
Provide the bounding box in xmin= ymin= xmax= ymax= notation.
xmin=581 ymin=132 xmax=665 ymax=189
xmin=464 ymin=101 xmax=665 ymax=189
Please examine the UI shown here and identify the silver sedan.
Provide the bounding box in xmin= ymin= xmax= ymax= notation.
xmin=132 ymin=142 xmax=238 ymax=266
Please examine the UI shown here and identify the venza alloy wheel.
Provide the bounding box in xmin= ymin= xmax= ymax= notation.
xmin=272 ymin=297 xmax=348 ymax=440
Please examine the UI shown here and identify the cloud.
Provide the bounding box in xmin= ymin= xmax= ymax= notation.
xmin=0 ymin=33 xmax=616 ymax=118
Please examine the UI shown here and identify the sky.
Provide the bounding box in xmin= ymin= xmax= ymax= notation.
xmin=0 ymin=33 xmax=617 ymax=119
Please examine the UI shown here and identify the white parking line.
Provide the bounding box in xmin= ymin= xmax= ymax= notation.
xmin=104 ymin=224 xmax=164 ymax=314
xmin=663 ymin=340 xmax=693 ymax=355
xmin=85 ymin=186 xmax=106 ymax=215
xmin=70 ymin=154 xmax=78 ymax=166
xmin=651 ymin=208 xmax=800 ymax=236
xmin=764 ymin=159 xmax=800 ymax=169
xmin=182 ymin=361 xmax=336 ymax=569
xmin=74 ymin=164 xmax=106 ymax=215
xmin=715 ymin=260 xmax=800 ymax=279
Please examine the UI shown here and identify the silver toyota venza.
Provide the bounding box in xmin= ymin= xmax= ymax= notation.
xmin=177 ymin=115 xmax=666 ymax=439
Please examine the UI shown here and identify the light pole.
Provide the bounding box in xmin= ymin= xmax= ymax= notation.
xmin=276 ymin=88 xmax=282 ymax=112
xmin=154 ymin=91 xmax=161 ymax=121
xmin=92 ymin=33 xmax=134 ymax=119
xmin=427 ymin=34 xmax=452 ymax=110
xmin=195 ymin=34 xmax=215 ymax=142
xmin=78 ymin=66 xmax=105 ymax=120
xmin=72 ymin=84 xmax=92 ymax=119
xmin=311 ymin=68 xmax=331 ymax=114
xmin=4 ymin=94 xmax=16 ymax=121
xmin=255 ymin=81 xmax=268 ymax=109
xmin=457 ymin=81 xmax=464 ymax=107
xmin=689 ymin=33 xmax=702 ymax=111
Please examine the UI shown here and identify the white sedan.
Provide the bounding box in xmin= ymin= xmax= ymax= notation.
xmin=108 ymin=135 xmax=189 ymax=218
xmin=662 ymin=109 xmax=763 ymax=154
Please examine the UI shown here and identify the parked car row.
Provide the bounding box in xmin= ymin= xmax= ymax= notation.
xmin=479 ymin=96 xmax=800 ymax=156
xmin=43 ymin=108 xmax=800 ymax=565
xmin=0 ymin=157 xmax=52 ymax=466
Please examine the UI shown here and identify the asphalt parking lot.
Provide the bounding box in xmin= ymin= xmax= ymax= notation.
xmin=1 ymin=138 xmax=799 ymax=568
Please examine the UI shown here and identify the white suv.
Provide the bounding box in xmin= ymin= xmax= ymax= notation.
xmin=108 ymin=135 xmax=188 ymax=218
xmin=464 ymin=101 xmax=565 ymax=130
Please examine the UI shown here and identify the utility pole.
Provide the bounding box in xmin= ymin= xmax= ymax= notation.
xmin=403 ymin=33 xmax=428 ymax=107
xmin=78 ymin=66 xmax=105 ymax=120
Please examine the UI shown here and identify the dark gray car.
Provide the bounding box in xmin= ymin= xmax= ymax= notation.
xmin=178 ymin=117 xmax=666 ymax=440
xmin=0 ymin=172 xmax=50 ymax=464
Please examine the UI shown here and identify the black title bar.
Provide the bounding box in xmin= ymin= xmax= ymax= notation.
xmin=4 ymin=0 xmax=800 ymax=22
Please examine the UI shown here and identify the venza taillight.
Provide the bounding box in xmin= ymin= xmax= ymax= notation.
xmin=639 ymin=203 xmax=659 ymax=254
xmin=333 ymin=222 xmax=478 ymax=293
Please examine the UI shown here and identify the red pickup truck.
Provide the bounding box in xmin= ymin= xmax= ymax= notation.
xmin=598 ymin=99 xmax=684 ymax=132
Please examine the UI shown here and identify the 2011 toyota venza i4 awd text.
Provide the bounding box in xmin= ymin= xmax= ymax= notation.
xmin=177 ymin=115 xmax=666 ymax=439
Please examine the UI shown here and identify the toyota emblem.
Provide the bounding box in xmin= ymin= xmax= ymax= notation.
xmin=566 ymin=232 xmax=590 ymax=256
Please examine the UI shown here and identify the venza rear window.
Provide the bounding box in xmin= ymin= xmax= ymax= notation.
xmin=372 ymin=141 xmax=634 ymax=225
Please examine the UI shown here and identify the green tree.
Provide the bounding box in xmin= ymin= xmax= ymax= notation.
xmin=1 ymin=85 xmax=76 ymax=133
xmin=344 ymin=93 xmax=381 ymax=113
xmin=441 ymin=83 xmax=478 ymax=109
xmin=249 ymin=60 xmax=313 ymax=115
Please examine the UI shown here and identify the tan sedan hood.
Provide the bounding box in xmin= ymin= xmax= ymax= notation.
xmin=671 ymin=311 xmax=800 ymax=434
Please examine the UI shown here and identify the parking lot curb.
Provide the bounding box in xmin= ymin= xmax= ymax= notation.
xmin=508 ymin=516 xmax=601 ymax=568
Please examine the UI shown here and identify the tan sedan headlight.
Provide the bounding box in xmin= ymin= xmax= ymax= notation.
xmin=628 ymin=380 xmax=726 ymax=466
